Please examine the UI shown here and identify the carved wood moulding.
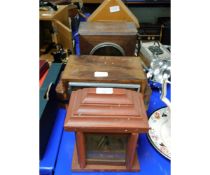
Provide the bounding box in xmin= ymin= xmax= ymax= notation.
xmin=64 ymin=88 xmax=149 ymax=171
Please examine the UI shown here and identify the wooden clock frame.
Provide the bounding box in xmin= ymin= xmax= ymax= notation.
xmin=64 ymin=88 xmax=149 ymax=172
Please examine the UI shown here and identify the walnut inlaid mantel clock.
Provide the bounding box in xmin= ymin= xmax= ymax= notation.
xmin=64 ymin=88 xmax=149 ymax=171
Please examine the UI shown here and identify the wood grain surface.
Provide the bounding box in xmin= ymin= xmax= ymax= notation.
xmin=57 ymin=55 xmax=150 ymax=106
xmin=62 ymin=55 xmax=146 ymax=85
xmin=40 ymin=5 xmax=69 ymax=27
xmin=65 ymin=87 xmax=148 ymax=171
xmin=87 ymin=0 xmax=140 ymax=28
xmin=76 ymin=132 xmax=86 ymax=168
xmin=64 ymin=88 xmax=149 ymax=133
xmin=79 ymin=21 xmax=137 ymax=35
xmin=54 ymin=20 xmax=73 ymax=52
xmin=79 ymin=35 xmax=136 ymax=56
xmin=78 ymin=22 xmax=137 ymax=56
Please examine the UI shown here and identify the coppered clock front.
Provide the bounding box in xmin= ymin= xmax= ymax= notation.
xmin=64 ymin=88 xmax=149 ymax=172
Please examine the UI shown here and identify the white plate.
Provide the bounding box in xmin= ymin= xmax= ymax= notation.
xmin=148 ymin=107 xmax=171 ymax=160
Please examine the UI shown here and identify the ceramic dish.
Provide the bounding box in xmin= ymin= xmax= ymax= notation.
xmin=148 ymin=107 xmax=171 ymax=160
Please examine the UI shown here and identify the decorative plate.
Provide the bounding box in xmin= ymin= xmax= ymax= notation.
xmin=148 ymin=107 xmax=171 ymax=160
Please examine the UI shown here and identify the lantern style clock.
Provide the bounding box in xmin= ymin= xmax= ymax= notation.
xmin=64 ymin=88 xmax=149 ymax=171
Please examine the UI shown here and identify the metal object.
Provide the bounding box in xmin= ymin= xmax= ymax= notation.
xmin=140 ymin=41 xmax=170 ymax=66
xmin=40 ymin=1 xmax=58 ymax=11
xmin=160 ymin=79 xmax=171 ymax=111
xmin=90 ymin=42 xmax=125 ymax=56
xmin=143 ymin=41 xmax=171 ymax=160
xmin=148 ymin=45 xmax=164 ymax=55
xmin=148 ymin=59 xmax=171 ymax=84
xmin=45 ymin=82 xmax=53 ymax=101
xmin=68 ymin=82 xmax=140 ymax=92
xmin=148 ymin=58 xmax=171 ymax=107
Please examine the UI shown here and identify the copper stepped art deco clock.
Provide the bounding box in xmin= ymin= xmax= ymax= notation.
xmin=64 ymin=88 xmax=149 ymax=171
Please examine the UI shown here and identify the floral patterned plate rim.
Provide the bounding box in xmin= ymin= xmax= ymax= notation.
xmin=147 ymin=107 xmax=171 ymax=160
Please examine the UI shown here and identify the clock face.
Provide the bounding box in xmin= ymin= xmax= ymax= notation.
xmin=90 ymin=42 xmax=125 ymax=56
xmin=85 ymin=133 xmax=129 ymax=164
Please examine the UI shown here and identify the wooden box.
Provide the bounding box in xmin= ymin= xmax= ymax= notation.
xmin=56 ymin=55 xmax=151 ymax=107
xmin=64 ymin=88 xmax=149 ymax=171
xmin=78 ymin=22 xmax=137 ymax=56
xmin=40 ymin=5 xmax=74 ymax=55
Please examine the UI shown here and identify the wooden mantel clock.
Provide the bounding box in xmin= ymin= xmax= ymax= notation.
xmin=64 ymin=88 xmax=149 ymax=172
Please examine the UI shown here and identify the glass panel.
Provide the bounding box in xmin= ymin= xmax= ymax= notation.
xmin=85 ymin=133 xmax=129 ymax=164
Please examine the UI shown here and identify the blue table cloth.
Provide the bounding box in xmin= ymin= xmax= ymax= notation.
xmin=40 ymin=109 xmax=66 ymax=175
xmin=54 ymin=84 xmax=171 ymax=175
